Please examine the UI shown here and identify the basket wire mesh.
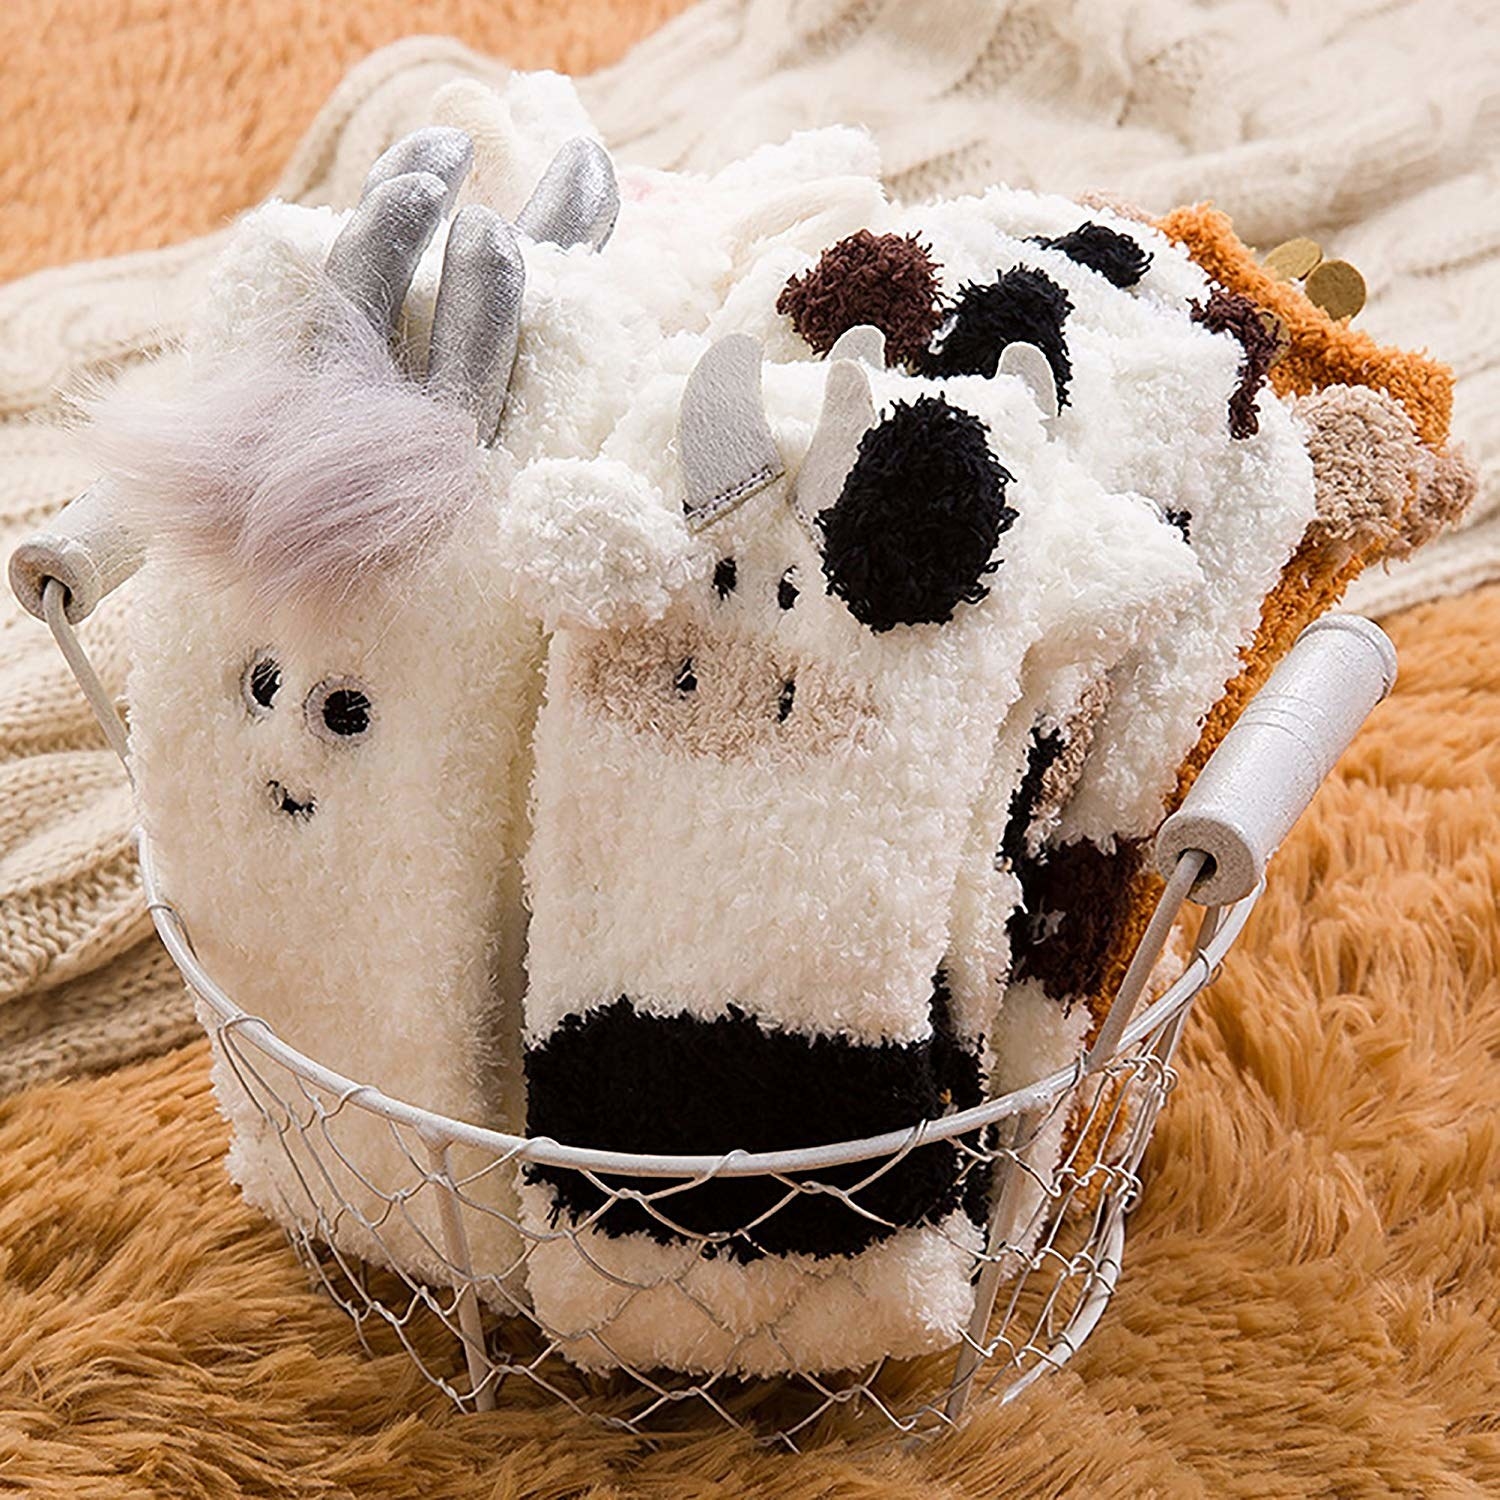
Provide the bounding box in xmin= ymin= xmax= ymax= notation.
xmin=144 ymin=827 xmax=1256 ymax=1447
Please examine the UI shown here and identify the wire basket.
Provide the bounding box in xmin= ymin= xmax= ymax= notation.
xmin=26 ymin=568 xmax=1397 ymax=1450
xmin=137 ymin=819 xmax=1254 ymax=1447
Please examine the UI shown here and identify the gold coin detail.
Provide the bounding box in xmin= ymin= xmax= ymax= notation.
xmin=1304 ymin=259 xmax=1366 ymax=320
xmin=1263 ymin=237 xmax=1323 ymax=280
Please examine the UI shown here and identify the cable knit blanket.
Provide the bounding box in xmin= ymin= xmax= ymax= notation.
xmin=2 ymin=0 xmax=1497 ymax=1092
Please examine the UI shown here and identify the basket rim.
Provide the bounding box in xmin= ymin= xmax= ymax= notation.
xmin=141 ymin=827 xmax=1260 ymax=1179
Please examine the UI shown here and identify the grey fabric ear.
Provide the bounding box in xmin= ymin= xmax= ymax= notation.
xmin=997 ymin=341 xmax=1060 ymax=419
xmin=792 ymin=358 xmax=875 ymax=532
xmin=826 ymin=324 xmax=887 ymax=367
xmin=325 ymin=171 xmax=451 ymax=338
xmin=428 ymin=206 xmax=526 ymax=446
xmin=361 ymin=127 xmax=474 ymax=217
xmin=679 ymin=334 xmax=784 ymax=531
xmin=514 ymin=138 xmax=619 ymax=251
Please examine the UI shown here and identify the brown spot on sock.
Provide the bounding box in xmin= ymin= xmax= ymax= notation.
xmin=1190 ymin=286 xmax=1281 ymax=439
xmin=777 ymin=230 xmax=944 ymax=367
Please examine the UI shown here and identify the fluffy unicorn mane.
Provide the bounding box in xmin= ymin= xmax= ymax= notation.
xmin=87 ymin=282 xmax=493 ymax=620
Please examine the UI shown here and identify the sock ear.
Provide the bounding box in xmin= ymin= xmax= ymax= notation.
xmin=997 ymin=342 xmax=1059 ymax=420
xmin=498 ymin=457 xmax=695 ymax=633
xmin=514 ymin=137 xmax=619 ymax=250
xmin=678 ymin=335 xmax=785 ymax=531
xmin=792 ymin=356 xmax=875 ymax=534
xmin=427 ymin=207 xmax=526 ymax=446
xmin=826 ymin=324 xmax=887 ymax=367
xmin=818 ymin=395 xmax=1017 ymax=633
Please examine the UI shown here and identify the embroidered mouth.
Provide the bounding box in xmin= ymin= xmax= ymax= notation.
xmin=267 ymin=779 xmax=316 ymax=821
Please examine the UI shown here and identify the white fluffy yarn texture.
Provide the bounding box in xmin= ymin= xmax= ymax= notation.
xmin=508 ymin=350 xmax=1198 ymax=1374
xmin=518 ymin=1183 xmax=984 ymax=1378
xmin=499 ymin=456 xmax=700 ymax=632
xmin=127 ymin=540 xmax=535 ymax=1286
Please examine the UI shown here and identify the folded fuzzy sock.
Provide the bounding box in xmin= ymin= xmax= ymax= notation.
xmin=728 ymin=180 xmax=1471 ymax=1225
xmin=1020 ymin=204 xmax=1472 ymax=1048
xmin=87 ymin=135 xmax=545 ymax=1287
xmin=500 ymin=330 xmax=1199 ymax=1375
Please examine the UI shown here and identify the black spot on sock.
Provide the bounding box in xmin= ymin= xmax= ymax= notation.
xmin=998 ymin=726 xmax=1067 ymax=870
xmin=1008 ymin=838 xmax=1149 ymax=1004
xmin=674 ymin=658 xmax=697 ymax=695
xmin=1033 ymin=221 xmax=1153 ymax=289
xmin=928 ymin=976 xmax=992 ymax=1226
xmin=820 ymin=395 xmax=1016 ymax=633
xmin=777 ymin=677 xmax=796 ymax=722
xmin=921 ymin=266 xmax=1074 ymax=405
xmin=713 ymin=557 xmax=737 ymax=599
xmin=777 ymin=567 xmax=799 ymax=610
xmin=523 ymin=982 xmax=987 ymax=1261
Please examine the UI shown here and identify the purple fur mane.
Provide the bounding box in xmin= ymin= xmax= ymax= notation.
xmin=88 ymin=283 xmax=491 ymax=616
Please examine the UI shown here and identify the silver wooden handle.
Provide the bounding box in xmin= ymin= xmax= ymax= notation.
xmin=1155 ymin=615 xmax=1397 ymax=905
xmin=8 ymin=484 xmax=144 ymax=624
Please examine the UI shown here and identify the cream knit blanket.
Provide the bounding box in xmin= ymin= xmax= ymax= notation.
xmin=3 ymin=0 xmax=1496 ymax=1094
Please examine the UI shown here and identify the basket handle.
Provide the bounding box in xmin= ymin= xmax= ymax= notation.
xmin=8 ymin=483 xmax=143 ymax=625
xmin=1089 ymin=614 xmax=1395 ymax=1069
xmin=1155 ymin=614 xmax=1397 ymax=906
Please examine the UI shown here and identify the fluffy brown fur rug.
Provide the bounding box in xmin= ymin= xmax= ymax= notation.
xmin=2 ymin=583 xmax=1496 ymax=1498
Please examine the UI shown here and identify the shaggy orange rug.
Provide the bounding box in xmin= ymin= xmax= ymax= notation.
xmin=2 ymin=584 xmax=1496 ymax=1498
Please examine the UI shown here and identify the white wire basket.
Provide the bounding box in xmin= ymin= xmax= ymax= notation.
xmin=155 ymin=834 xmax=1253 ymax=1446
xmin=23 ymin=557 xmax=1398 ymax=1450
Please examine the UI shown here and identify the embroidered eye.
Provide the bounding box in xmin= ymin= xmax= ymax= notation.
xmin=305 ymin=678 xmax=374 ymax=743
xmin=1164 ymin=508 xmax=1193 ymax=543
xmin=713 ymin=558 xmax=738 ymax=599
xmin=777 ymin=568 xmax=799 ymax=610
xmin=242 ymin=654 xmax=282 ymax=715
